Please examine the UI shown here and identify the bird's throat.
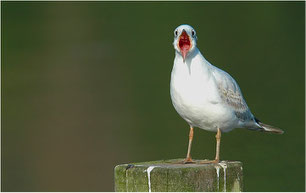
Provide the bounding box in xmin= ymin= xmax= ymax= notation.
xmin=179 ymin=31 xmax=191 ymax=61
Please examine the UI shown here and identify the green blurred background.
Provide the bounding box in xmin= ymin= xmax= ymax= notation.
xmin=2 ymin=2 xmax=305 ymax=191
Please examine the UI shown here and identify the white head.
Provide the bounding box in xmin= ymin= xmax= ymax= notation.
xmin=173 ymin=24 xmax=198 ymax=61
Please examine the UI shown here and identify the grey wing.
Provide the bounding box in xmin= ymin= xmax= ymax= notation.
xmin=211 ymin=67 xmax=254 ymax=122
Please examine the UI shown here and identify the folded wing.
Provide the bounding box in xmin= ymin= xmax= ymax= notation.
xmin=211 ymin=66 xmax=254 ymax=122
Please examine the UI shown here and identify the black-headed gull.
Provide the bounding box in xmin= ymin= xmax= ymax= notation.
xmin=170 ymin=24 xmax=283 ymax=164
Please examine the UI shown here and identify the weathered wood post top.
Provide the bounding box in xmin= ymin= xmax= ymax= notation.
xmin=114 ymin=159 xmax=243 ymax=192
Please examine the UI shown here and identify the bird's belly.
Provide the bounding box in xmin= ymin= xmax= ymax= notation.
xmin=170 ymin=73 xmax=238 ymax=132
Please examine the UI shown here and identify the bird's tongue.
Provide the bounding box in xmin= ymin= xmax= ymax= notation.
xmin=179 ymin=31 xmax=191 ymax=60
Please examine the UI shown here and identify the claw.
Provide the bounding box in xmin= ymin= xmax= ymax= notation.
xmin=198 ymin=159 xmax=220 ymax=164
xmin=183 ymin=157 xmax=195 ymax=164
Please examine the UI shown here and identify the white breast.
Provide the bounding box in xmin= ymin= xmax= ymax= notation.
xmin=170 ymin=50 xmax=239 ymax=132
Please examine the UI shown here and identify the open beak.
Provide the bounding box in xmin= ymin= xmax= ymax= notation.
xmin=178 ymin=30 xmax=191 ymax=61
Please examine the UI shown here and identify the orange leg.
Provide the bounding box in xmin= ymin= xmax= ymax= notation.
xmin=214 ymin=128 xmax=221 ymax=162
xmin=184 ymin=126 xmax=195 ymax=163
xmin=199 ymin=128 xmax=221 ymax=164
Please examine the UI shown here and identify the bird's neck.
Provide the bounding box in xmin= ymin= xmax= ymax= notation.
xmin=175 ymin=47 xmax=211 ymax=72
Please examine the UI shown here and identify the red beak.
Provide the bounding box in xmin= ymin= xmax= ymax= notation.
xmin=178 ymin=30 xmax=191 ymax=61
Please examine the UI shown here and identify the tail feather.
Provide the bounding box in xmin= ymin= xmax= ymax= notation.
xmin=254 ymin=118 xmax=284 ymax=134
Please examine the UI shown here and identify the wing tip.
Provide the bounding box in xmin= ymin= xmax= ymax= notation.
xmin=254 ymin=117 xmax=284 ymax=134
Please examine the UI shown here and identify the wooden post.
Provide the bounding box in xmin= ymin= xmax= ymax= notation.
xmin=114 ymin=159 xmax=243 ymax=192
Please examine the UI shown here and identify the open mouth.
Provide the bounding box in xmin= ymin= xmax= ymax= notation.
xmin=178 ymin=30 xmax=191 ymax=60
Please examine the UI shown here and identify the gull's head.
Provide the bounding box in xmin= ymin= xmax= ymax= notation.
xmin=173 ymin=24 xmax=197 ymax=61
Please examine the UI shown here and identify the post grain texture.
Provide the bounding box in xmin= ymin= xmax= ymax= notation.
xmin=114 ymin=159 xmax=243 ymax=192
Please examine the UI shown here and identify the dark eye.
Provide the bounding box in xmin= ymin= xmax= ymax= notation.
xmin=174 ymin=30 xmax=178 ymax=36
xmin=191 ymin=30 xmax=195 ymax=37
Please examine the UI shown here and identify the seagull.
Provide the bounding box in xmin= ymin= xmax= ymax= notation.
xmin=170 ymin=24 xmax=284 ymax=164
